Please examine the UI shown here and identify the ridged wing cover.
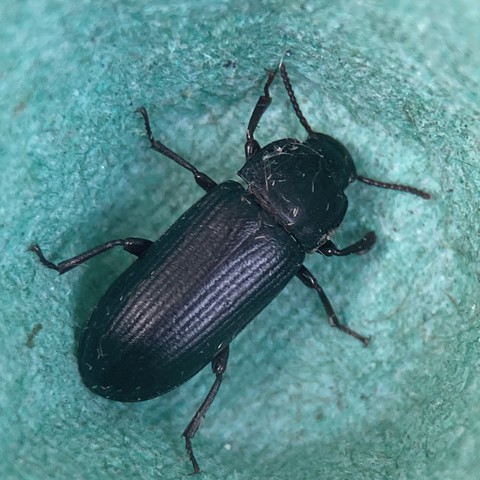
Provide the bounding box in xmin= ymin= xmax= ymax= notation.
xmin=78 ymin=181 xmax=305 ymax=401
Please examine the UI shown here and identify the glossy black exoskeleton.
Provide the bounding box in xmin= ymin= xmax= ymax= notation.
xmin=30 ymin=63 xmax=430 ymax=473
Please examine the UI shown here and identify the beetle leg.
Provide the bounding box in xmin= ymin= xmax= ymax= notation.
xmin=245 ymin=68 xmax=277 ymax=158
xmin=357 ymin=175 xmax=430 ymax=199
xmin=138 ymin=107 xmax=217 ymax=191
xmin=317 ymin=231 xmax=376 ymax=257
xmin=29 ymin=237 xmax=153 ymax=274
xmin=296 ymin=265 xmax=370 ymax=346
xmin=182 ymin=346 xmax=230 ymax=474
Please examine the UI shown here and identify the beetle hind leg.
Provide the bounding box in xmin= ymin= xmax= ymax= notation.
xmin=182 ymin=346 xmax=230 ymax=474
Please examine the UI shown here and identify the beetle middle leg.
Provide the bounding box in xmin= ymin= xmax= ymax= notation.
xmin=296 ymin=265 xmax=370 ymax=346
xmin=29 ymin=237 xmax=153 ymax=274
xmin=138 ymin=107 xmax=217 ymax=191
xmin=182 ymin=346 xmax=230 ymax=474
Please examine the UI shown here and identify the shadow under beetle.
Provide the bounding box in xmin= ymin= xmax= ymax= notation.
xmin=30 ymin=63 xmax=430 ymax=473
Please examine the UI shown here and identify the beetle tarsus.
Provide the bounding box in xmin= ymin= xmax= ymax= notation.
xmin=184 ymin=437 xmax=200 ymax=475
xmin=28 ymin=244 xmax=61 ymax=272
xmin=182 ymin=346 xmax=230 ymax=474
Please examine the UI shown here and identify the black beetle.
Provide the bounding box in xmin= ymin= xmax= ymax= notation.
xmin=30 ymin=63 xmax=430 ymax=473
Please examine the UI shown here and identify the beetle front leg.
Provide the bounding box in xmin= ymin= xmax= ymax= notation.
xmin=29 ymin=237 xmax=153 ymax=274
xmin=138 ymin=107 xmax=217 ymax=191
xmin=245 ymin=68 xmax=277 ymax=158
xmin=296 ymin=265 xmax=370 ymax=346
xmin=317 ymin=231 xmax=376 ymax=257
xmin=182 ymin=346 xmax=230 ymax=474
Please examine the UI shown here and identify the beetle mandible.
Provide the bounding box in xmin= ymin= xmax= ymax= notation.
xmin=30 ymin=63 xmax=430 ymax=473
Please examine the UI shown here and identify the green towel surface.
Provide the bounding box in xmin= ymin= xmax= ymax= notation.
xmin=1 ymin=1 xmax=478 ymax=479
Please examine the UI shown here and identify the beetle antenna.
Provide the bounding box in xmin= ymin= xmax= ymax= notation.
xmin=280 ymin=63 xmax=314 ymax=136
xmin=357 ymin=175 xmax=431 ymax=199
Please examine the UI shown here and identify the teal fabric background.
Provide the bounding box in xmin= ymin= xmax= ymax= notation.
xmin=1 ymin=1 xmax=478 ymax=479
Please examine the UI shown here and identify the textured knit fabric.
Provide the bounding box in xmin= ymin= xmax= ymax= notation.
xmin=1 ymin=1 xmax=478 ymax=479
